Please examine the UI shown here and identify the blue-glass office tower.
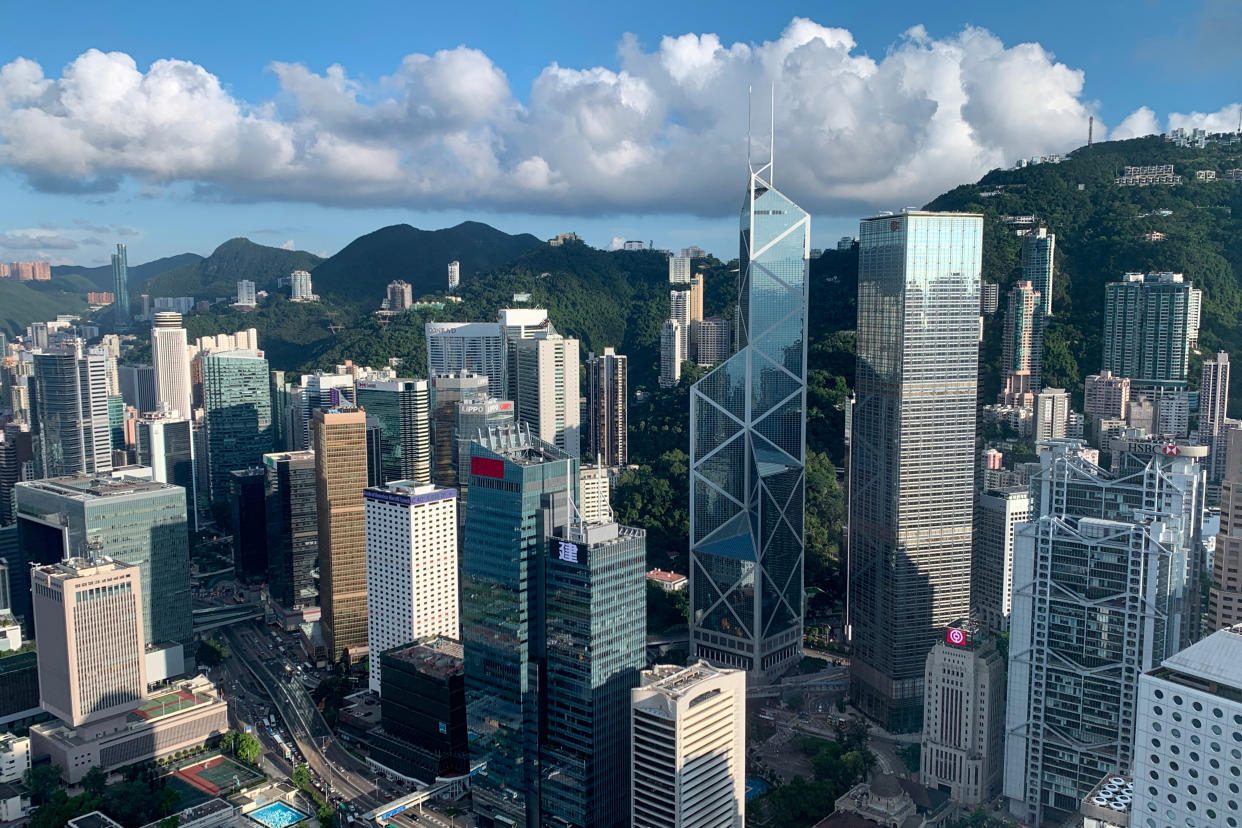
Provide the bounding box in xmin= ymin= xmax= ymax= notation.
xmin=689 ymin=154 xmax=809 ymax=683
xmin=112 ymin=243 xmax=130 ymax=325
xmin=849 ymin=211 xmax=982 ymax=732
xmin=461 ymin=425 xmax=575 ymax=828
xmin=355 ymin=379 xmax=432 ymax=485
xmin=541 ymin=522 xmax=646 ymax=828
xmin=201 ymin=349 xmax=273 ymax=504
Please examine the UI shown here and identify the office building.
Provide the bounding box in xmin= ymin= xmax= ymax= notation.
xmin=356 ymin=379 xmax=432 ymax=485
xmin=1020 ymin=228 xmax=1054 ymax=316
xmin=229 ymin=467 xmax=267 ymax=581
xmin=630 ymin=662 xmax=746 ymax=828
xmin=0 ymin=734 xmax=30 ymax=792
xmin=151 ymin=312 xmax=192 ymax=419
xmin=430 ymin=373 xmax=489 ymax=486
xmin=1080 ymin=776 xmax=1133 ymax=828
xmin=111 ymin=243 xmax=130 ymax=324
xmin=669 ymin=290 xmax=690 ymax=362
xmin=849 ymin=211 xmax=982 ymax=730
xmin=497 ymin=307 xmax=550 ymax=345
xmin=290 ymin=370 xmax=356 ymax=451
xmin=510 ymin=331 xmax=580 ymax=457
xmin=1199 ymin=351 xmax=1231 ymax=483
xmin=659 ymin=319 xmax=683 ymax=388
xmin=1131 ymin=625 xmax=1242 ymax=827
xmin=32 ymin=558 xmax=146 ymax=728
xmin=0 ymin=424 xmax=33 ymax=527
xmin=692 ymin=317 xmax=731 ymax=366
xmin=134 ymin=412 xmax=195 ymax=518
xmin=447 ymin=261 xmax=460 ymax=291
xmin=1084 ymin=370 xmax=1130 ymax=422
xmin=541 ymin=520 xmax=647 ymax=828
xmin=1210 ymin=430 xmax=1242 ymax=628
xmin=689 ymin=156 xmax=810 ymax=684
xmin=998 ymin=280 xmax=1042 ymax=406
xmin=201 ymin=349 xmax=272 ymax=503
xmin=453 ymin=395 xmax=514 ymax=506
xmin=980 ymin=281 xmax=999 ymax=314
xmin=462 ymin=426 xmax=576 ymax=827
xmin=920 ymin=622 xmax=1006 ymax=806
xmin=386 ymin=280 xmax=413 ymax=312
xmin=364 ymin=482 xmax=458 ymax=693
xmin=689 ymin=272 xmax=704 ymax=327
xmin=668 ymin=255 xmax=691 ymax=284
xmin=314 ymin=409 xmax=369 ymax=663
xmin=586 ymin=348 xmax=627 ymax=467
xmin=1034 ymin=386 xmax=1069 ymax=441
xmin=425 ymin=322 xmax=506 ymax=398
xmin=118 ymin=364 xmax=157 ymax=415
xmin=31 ymin=342 xmax=112 ymax=478
xmin=1004 ymin=440 xmax=1206 ymax=826
xmin=370 ymin=638 xmax=468 ymax=783
xmin=972 ymin=487 xmax=1030 ymax=634
xmin=290 ymin=269 xmax=314 ymax=301
xmin=263 ymin=450 xmax=318 ymax=609
xmin=579 ymin=463 xmax=611 ymax=523
xmin=1102 ymin=272 xmax=1193 ymax=390
xmin=15 ymin=475 xmax=192 ymax=645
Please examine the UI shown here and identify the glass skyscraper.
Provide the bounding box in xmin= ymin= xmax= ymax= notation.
xmin=688 ymin=155 xmax=809 ymax=682
xmin=849 ymin=211 xmax=982 ymax=732
xmin=355 ymin=378 xmax=432 ymax=485
xmin=30 ymin=342 xmax=112 ymax=479
xmin=111 ymin=243 xmax=129 ymax=325
xmin=263 ymin=450 xmax=318 ymax=609
xmin=461 ymin=425 xmax=576 ymax=828
xmin=201 ymin=349 xmax=273 ymax=504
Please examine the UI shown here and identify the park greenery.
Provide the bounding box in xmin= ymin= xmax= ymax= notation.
xmin=26 ymin=763 xmax=181 ymax=828
xmin=748 ymin=732 xmax=876 ymax=826
xmin=219 ymin=729 xmax=263 ymax=764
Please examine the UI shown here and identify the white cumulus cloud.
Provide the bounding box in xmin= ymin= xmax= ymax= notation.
xmin=0 ymin=20 xmax=1229 ymax=219
xmin=279 ymin=239 xmax=296 ymax=250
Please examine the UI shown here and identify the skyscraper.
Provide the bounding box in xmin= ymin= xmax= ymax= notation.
xmin=230 ymin=467 xmax=268 ymax=581
xmin=201 ymin=349 xmax=272 ymax=504
xmin=355 ymin=379 xmax=432 ymax=485
xmin=291 ymin=371 xmax=356 ymax=451
xmin=1004 ymin=439 xmax=1206 ymax=826
xmin=31 ymin=342 xmax=112 ymax=478
xmin=689 ymin=153 xmax=809 ymax=683
xmin=510 ymin=332 xmax=581 ymax=457
xmin=692 ymin=317 xmax=732 ymax=366
xmin=111 ymin=243 xmax=130 ymax=325
xmin=1102 ymin=271 xmax=1193 ymax=390
xmin=290 ymin=269 xmax=314 ymax=301
xmin=1083 ymin=369 xmax=1130 ymax=422
xmin=430 ymin=373 xmax=489 ymax=486
xmin=1209 ymin=429 xmax=1242 ymax=628
xmin=630 ymin=662 xmax=746 ymax=828
xmin=668 ymin=255 xmax=691 ymax=284
xmin=236 ymin=279 xmax=256 ymax=307
xmin=586 ymin=348 xmax=627 ymax=467
xmin=32 ymin=558 xmax=145 ymax=727
xmin=1033 ymin=386 xmax=1069 ymax=441
xmin=313 ymin=409 xmax=369 ymax=663
xmin=669 ymin=290 xmax=690 ymax=362
xmin=151 ymin=312 xmax=192 ymax=420
xmin=849 ymin=210 xmax=982 ymax=731
xmin=425 ymin=322 xmax=506 ymax=397
xmin=1199 ymin=350 xmax=1230 ymax=483
xmin=134 ymin=411 xmax=195 ymax=519
xmin=15 ymin=475 xmax=192 ymax=645
xmin=117 ymin=364 xmax=157 ymax=415
xmin=0 ymin=424 xmax=33 ymax=527
xmin=263 ymin=450 xmax=318 ymax=610
xmin=998 ymin=279 xmax=1042 ymax=406
xmin=970 ymin=487 xmax=1030 ymax=634
xmin=453 ymin=395 xmax=514 ymax=507
xmin=370 ymin=639 xmax=469 ymax=782
xmin=364 ymin=482 xmax=459 ymax=693
xmin=1020 ymin=228 xmax=1054 ymax=316
xmin=659 ymin=319 xmax=683 ymax=388
xmin=461 ymin=425 xmax=576 ymax=827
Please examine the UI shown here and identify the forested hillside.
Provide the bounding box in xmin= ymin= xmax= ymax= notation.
xmin=141 ymin=239 xmax=321 ymax=300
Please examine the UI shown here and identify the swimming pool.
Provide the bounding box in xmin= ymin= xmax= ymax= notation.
xmin=248 ymin=801 xmax=310 ymax=828
xmin=745 ymin=777 xmax=771 ymax=801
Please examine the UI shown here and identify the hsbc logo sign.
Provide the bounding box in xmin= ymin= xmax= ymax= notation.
xmin=1163 ymin=444 xmax=1181 ymax=456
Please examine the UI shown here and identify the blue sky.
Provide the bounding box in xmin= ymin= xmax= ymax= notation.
xmin=1 ymin=0 xmax=1239 ymax=267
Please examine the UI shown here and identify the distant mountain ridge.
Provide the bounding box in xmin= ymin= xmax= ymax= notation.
xmin=141 ymin=239 xmax=321 ymax=300
xmin=51 ymin=252 xmax=204 ymax=292
xmin=310 ymin=221 xmax=543 ymax=307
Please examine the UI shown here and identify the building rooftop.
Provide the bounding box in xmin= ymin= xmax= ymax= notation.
xmin=646 ymin=569 xmax=687 ymax=584
xmin=35 ymin=556 xmax=137 ymax=583
xmin=1081 ymin=773 xmax=1133 ymax=821
xmin=19 ymin=475 xmax=179 ymax=501
xmin=68 ymin=812 xmax=124 ymax=828
xmin=385 ymin=637 xmax=464 ymax=679
xmin=474 ymin=424 xmax=569 ymax=466
xmin=1156 ymin=624 xmax=1242 ymax=689
xmin=365 ymin=482 xmax=456 ymax=505
xmin=640 ymin=660 xmax=738 ymax=697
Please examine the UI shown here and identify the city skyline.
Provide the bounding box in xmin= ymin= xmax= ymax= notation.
xmin=2 ymin=2 xmax=1240 ymax=267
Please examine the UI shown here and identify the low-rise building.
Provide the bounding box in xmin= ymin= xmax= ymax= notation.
xmin=646 ymin=569 xmax=687 ymax=592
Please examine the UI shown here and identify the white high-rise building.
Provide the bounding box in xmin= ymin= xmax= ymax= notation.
xmin=669 ymin=290 xmax=690 ymax=362
xmin=1034 ymin=387 xmax=1069 ymax=441
xmin=151 ymin=312 xmax=192 ymax=419
xmin=691 ymin=317 xmax=731 ymax=366
xmin=236 ymin=280 xmax=256 ymax=307
xmin=510 ymin=331 xmax=580 ymax=457
xmin=920 ymin=622 xmax=1006 ymax=807
xmin=447 ymin=260 xmax=460 ymax=291
xmin=364 ymin=482 xmax=458 ymax=693
xmin=192 ymin=328 xmax=259 ymax=357
xmin=972 ymin=487 xmax=1031 ymax=633
xmin=668 ymin=255 xmax=691 ymax=284
xmin=290 ymin=270 xmax=314 ymax=301
xmin=1200 ymin=351 xmax=1231 ymax=483
xmin=659 ymin=319 xmax=683 ymax=388
xmin=425 ymin=322 xmax=507 ymax=398
xmin=580 ymin=464 xmax=611 ymax=523
xmin=1131 ymin=625 xmax=1242 ymax=827
xmin=631 ymin=661 xmax=745 ymax=828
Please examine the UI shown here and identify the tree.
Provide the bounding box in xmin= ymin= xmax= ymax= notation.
xmin=218 ymin=730 xmax=237 ymax=756
xmin=81 ymin=765 xmax=107 ymax=797
xmin=24 ymin=764 xmax=62 ymax=805
xmin=292 ymin=763 xmax=311 ymax=789
xmin=235 ymin=731 xmax=262 ymax=764
xmin=197 ymin=638 xmax=230 ymax=667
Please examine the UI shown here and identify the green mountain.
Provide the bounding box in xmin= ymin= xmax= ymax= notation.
xmin=923 ymin=134 xmax=1242 ymax=409
xmin=142 ymin=239 xmax=320 ymax=300
xmin=0 ymin=278 xmax=87 ymax=336
xmin=310 ymin=221 xmax=543 ymax=307
xmin=51 ymin=252 xmax=204 ymax=291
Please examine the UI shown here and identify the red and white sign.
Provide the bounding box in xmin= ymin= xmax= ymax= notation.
xmin=946 ymin=628 xmax=967 ymax=646
xmin=1163 ymin=444 xmax=1181 ymax=456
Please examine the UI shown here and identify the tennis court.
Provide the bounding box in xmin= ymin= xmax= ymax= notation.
xmin=134 ymin=689 xmax=198 ymax=721
xmin=174 ymin=755 xmax=264 ymax=795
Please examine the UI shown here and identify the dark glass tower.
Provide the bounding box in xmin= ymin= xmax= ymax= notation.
xmin=201 ymin=349 xmax=273 ymax=504
xmin=112 ymin=243 xmax=130 ymax=325
xmin=355 ymin=378 xmax=432 ymax=485
xmin=689 ymin=153 xmax=809 ymax=683
xmin=264 ymin=450 xmax=318 ymax=609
